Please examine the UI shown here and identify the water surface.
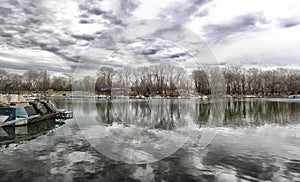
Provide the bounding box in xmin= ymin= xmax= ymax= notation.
xmin=1 ymin=98 xmax=300 ymax=181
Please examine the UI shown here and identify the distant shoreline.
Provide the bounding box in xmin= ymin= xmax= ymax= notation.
xmin=1 ymin=92 xmax=299 ymax=100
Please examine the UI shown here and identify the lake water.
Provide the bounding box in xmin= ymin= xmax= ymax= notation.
xmin=1 ymin=98 xmax=300 ymax=181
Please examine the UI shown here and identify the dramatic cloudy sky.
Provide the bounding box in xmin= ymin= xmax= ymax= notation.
xmin=0 ymin=0 xmax=300 ymax=76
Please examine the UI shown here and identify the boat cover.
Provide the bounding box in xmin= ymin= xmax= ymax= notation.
xmin=0 ymin=108 xmax=16 ymax=120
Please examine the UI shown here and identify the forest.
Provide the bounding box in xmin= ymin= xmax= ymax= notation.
xmin=0 ymin=65 xmax=300 ymax=96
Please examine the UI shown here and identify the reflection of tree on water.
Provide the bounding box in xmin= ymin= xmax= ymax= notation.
xmin=154 ymin=101 xmax=177 ymax=130
xmin=195 ymin=103 xmax=211 ymax=126
xmin=224 ymin=100 xmax=300 ymax=126
xmin=95 ymin=101 xmax=114 ymax=125
xmin=95 ymin=100 xmax=195 ymax=130
xmin=93 ymin=99 xmax=300 ymax=129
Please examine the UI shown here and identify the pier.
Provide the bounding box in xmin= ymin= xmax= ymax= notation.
xmin=56 ymin=110 xmax=73 ymax=119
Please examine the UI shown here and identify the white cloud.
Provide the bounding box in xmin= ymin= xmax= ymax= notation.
xmin=132 ymin=0 xmax=176 ymax=20
xmin=0 ymin=0 xmax=300 ymax=76
xmin=185 ymin=0 xmax=300 ymax=67
xmin=0 ymin=46 xmax=73 ymax=73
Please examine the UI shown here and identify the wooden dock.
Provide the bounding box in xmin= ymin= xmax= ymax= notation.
xmin=56 ymin=111 xmax=73 ymax=119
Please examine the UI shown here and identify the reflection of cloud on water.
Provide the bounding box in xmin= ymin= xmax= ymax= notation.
xmin=181 ymin=124 xmax=300 ymax=181
xmin=73 ymin=98 xmax=300 ymax=165
xmin=73 ymin=99 xmax=224 ymax=163
xmin=1 ymin=112 xmax=300 ymax=181
xmin=80 ymin=122 xmax=193 ymax=164
xmin=132 ymin=165 xmax=155 ymax=182
xmin=122 ymin=148 xmax=156 ymax=164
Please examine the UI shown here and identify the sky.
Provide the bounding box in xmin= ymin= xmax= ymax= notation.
xmin=0 ymin=0 xmax=300 ymax=76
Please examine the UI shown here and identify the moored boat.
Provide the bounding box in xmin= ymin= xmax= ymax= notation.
xmin=0 ymin=101 xmax=66 ymax=127
xmin=287 ymin=95 xmax=300 ymax=99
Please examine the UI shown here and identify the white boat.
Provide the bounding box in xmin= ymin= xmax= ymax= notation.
xmin=152 ymin=95 xmax=162 ymax=99
xmin=245 ymin=95 xmax=257 ymax=98
xmin=135 ymin=95 xmax=145 ymax=99
xmin=287 ymin=95 xmax=300 ymax=99
xmin=202 ymin=95 xmax=209 ymax=99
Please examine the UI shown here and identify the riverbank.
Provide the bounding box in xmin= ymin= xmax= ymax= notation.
xmin=1 ymin=92 xmax=298 ymax=105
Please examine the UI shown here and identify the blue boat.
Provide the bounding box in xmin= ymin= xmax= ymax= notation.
xmin=0 ymin=101 xmax=61 ymax=127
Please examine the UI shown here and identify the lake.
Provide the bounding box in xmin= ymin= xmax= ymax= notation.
xmin=1 ymin=98 xmax=300 ymax=181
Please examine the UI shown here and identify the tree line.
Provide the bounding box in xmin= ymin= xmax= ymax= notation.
xmin=0 ymin=69 xmax=72 ymax=93
xmin=94 ymin=65 xmax=191 ymax=96
xmin=222 ymin=67 xmax=300 ymax=95
xmin=194 ymin=67 xmax=300 ymax=96
xmin=0 ymin=66 xmax=299 ymax=96
xmin=93 ymin=65 xmax=300 ymax=96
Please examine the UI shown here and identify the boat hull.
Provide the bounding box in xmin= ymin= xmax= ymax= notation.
xmin=0 ymin=100 xmax=64 ymax=127
xmin=1 ymin=112 xmax=60 ymax=127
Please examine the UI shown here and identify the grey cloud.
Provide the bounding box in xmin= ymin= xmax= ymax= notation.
xmin=0 ymin=51 xmax=72 ymax=73
xmin=7 ymin=0 xmax=20 ymax=6
xmin=119 ymin=0 xmax=140 ymax=17
xmin=0 ymin=0 xmax=215 ymax=75
xmin=47 ymin=51 xmax=80 ymax=64
xmin=0 ymin=0 xmax=141 ymax=75
xmin=195 ymin=7 xmax=209 ymax=17
xmin=87 ymin=8 xmax=106 ymax=16
xmin=159 ymin=0 xmax=211 ymax=24
xmin=0 ymin=7 xmax=13 ymax=16
xmin=57 ymin=39 xmax=76 ymax=47
xmin=0 ymin=0 xmax=97 ymax=72
xmin=283 ymin=22 xmax=298 ymax=28
xmin=78 ymin=0 xmax=127 ymax=26
xmin=107 ymin=38 xmax=193 ymax=67
xmin=167 ymin=52 xmax=188 ymax=59
xmin=103 ymin=14 xmax=123 ymax=25
xmin=139 ymin=49 xmax=159 ymax=55
xmin=0 ymin=63 xmax=70 ymax=73
xmin=72 ymin=34 xmax=95 ymax=41
xmin=1 ymin=32 xmax=15 ymax=38
xmin=0 ymin=0 xmax=131 ymax=73
xmin=278 ymin=17 xmax=300 ymax=28
xmin=153 ymin=24 xmax=183 ymax=36
xmin=79 ymin=19 xmax=90 ymax=24
xmin=204 ymin=13 xmax=269 ymax=43
xmin=0 ymin=1 xmax=57 ymax=44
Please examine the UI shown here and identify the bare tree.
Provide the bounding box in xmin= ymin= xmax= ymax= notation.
xmin=0 ymin=69 xmax=9 ymax=92
xmin=40 ymin=71 xmax=50 ymax=93
xmin=95 ymin=67 xmax=115 ymax=95
xmin=82 ymin=76 xmax=95 ymax=92
xmin=9 ymin=73 xmax=23 ymax=93
xmin=23 ymin=70 xmax=41 ymax=91
xmin=51 ymin=76 xmax=69 ymax=91
xmin=192 ymin=67 xmax=210 ymax=94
